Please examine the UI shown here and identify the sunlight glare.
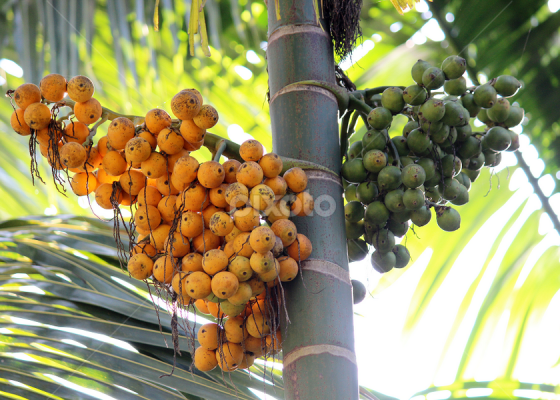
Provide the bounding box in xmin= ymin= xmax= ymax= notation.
xmin=426 ymin=390 xmax=451 ymax=400
xmin=340 ymin=40 xmax=375 ymax=70
xmin=0 ymin=59 xmax=24 ymax=77
xmin=548 ymin=0 xmax=560 ymax=13
xmin=228 ymin=124 xmax=254 ymax=145
xmin=235 ymin=65 xmax=253 ymax=80
xmin=44 ymin=374 xmax=119 ymax=400
xmin=421 ymin=19 xmax=445 ymax=42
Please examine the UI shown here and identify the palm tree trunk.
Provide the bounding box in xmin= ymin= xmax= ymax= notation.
xmin=267 ymin=1 xmax=359 ymax=399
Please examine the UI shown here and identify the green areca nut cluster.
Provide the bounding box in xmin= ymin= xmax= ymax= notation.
xmin=342 ymin=55 xmax=523 ymax=275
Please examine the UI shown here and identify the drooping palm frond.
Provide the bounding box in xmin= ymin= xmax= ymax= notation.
xmin=0 ymin=216 xmax=284 ymax=400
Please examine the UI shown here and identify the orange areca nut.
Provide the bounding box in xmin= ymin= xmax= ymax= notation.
xmin=246 ymin=312 xmax=271 ymax=338
xmin=204 ymin=205 xmax=224 ymax=228
xmin=153 ymin=255 xmax=177 ymax=284
xmin=201 ymin=203 xmax=224 ymax=224
xmin=40 ymin=73 xmax=67 ymax=102
xmin=96 ymin=167 xmax=119 ymax=184
xmin=239 ymin=139 xmax=264 ymax=162
xmin=271 ymin=219 xmax=297 ymax=247
xmin=158 ymin=195 xmax=177 ymax=224
xmin=74 ymin=98 xmax=102 ymax=125
xmin=259 ymin=153 xmax=283 ymax=178
xmin=209 ymin=212 xmax=234 ymax=236
xmin=125 ymin=137 xmax=151 ymax=163
xmin=244 ymin=335 xmax=265 ymax=356
xmin=227 ymin=282 xmax=253 ymax=306
xmin=233 ymin=232 xmax=254 ymax=258
xmin=157 ymin=128 xmax=184 ymax=154
xmin=224 ymin=241 xmax=236 ymax=258
xmin=63 ymin=122 xmax=90 ymax=145
xmin=224 ymin=316 xmax=248 ymax=343
xmin=76 ymin=146 xmax=102 ymax=172
xmin=171 ymin=155 xmax=199 ymax=190
xmin=211 ymin=271 xmax=239 ymax=299
xmin=177 ymin=183 xmax=208 ymax=211
xmin=192 ymin=230 xmax=221 ymax=253
xmin=132 ymin=242 xmax=157 ymax=257
xmin=138 ymin=129 xmax=157 ymax=150
xmin=95 ymin=183 xmax=119 ymax=209
xmin=209 ymin=184 xmax=228 ymax=208
xmin=249 ymin=184 xmax=275 ymax=211
xmin=171 ymin=90 xmax=201 ymax=120
xmin=60 ymin=142 xmax=87 ymax=168
xmin=13 ymin=83 xmax=41 ymax=110
xmin=250 ymin=251 xmax=275 ymax=274
xmin=198 ymin=161 xmax=225 ymax=189
xmin=287 ymin=233 xmax=313 ymax=261
xmin=137 ymin=185 xmax=162 ymax=207
xmin=249 ymin=226 xmax=275 ymax=254
xmin=193 ymin=104 xmax=219 ymax=129
xmin=70 ymin=172 xmax=97 ymax=196
xmin=225 ymin=225 xmax=242 ymax=243
xmin=206 ymin=301 xmax=226 ymax=319
xmin=266 ymin=331 xmax=282 ymax=355
xmin=127 ymin=254 xmax=154 ymax=280
xmin=119 ymin=170 xmax=145 ymax=195
xmin=179 ymin=119 xmax=206 ymax=142
xmin=24 ymin=102 xmax=51 ymax=130
xmin=259 ymin=259 xmax=280 ymax=282
xmin=135 ymin=205 xmax=161 ymax=230
xmin=186 ymin=271 xmax=212 ymax=299
xmin=180 ymin=211 xmax=204 ymax=238
xmin=172 ymin=272 xmax=192 ymax=303
xmin=184 ymin=137 xmax=204 ymax=151
xmin=263 ymin=175 xmax=288 ymax=200
xmin=233 ymin=206 xmax=260 ymax=232
xmin=156 ymin=175 xmax=180 ymax=196
xmin=119 ymin=192 xmax=137 ymax=207
xmin=216 ymin=342 xmax=243 ymax=371
xmin=247 ymin=277 xmax=265 ymax=297
xmin=238 ymin=352 xmax=256 ymax=370
xmin=145 ymin=108 xmax=172 ymax=134
xmin=228 ymin=256 xmax=253 ymax=282
xmin=195 ymin=299 xmax=210 ymax=314
xmin=36 ymin=127 xmax=51 ymax=146
xmin=141 ymin=152 xmax=167 ymax=179
xmin=97 ymin=135 xmax=110 ymax=156
xmin=265 ymin=199 xmax=290 ymax=223
xmin=182 ymin=252 xmax=204 ymax=273
xmin=194 ymin=347 xmax=218 ymax=372
xmin=283 ymin=167 xmax=308 ymax=193
xmin=198 ymin=323 xmax=221 ymax=350
xmin=236 ymin=161 xmax=264 ymax=188
xmin=291 ymin=191 xmax=315 ymax=217
xmin=225 ymin=182 xmax=249 ymax=208
xmin=185 ymin=88 xmax=203 ymax=104
xmin=10 ymin=109 xmax=31 ymax=136
xmin=67 ymin=75 xmax=94 ymax=103
xmin=223 ymin=159 xmax=241 ymax=183
xmin=167 ymin=149 xmax=189 ymax=171
xmin=278 ymin=256 xmax=299 ymax=282
xmin=165 ymin=231 xmax=191 ymax=257
xmin=149 ymin=225 xmax=171 ymax=251
xmin=107 ymin=117 xmax=135 ymax=150
xmin=102 ymin=151 xmax=127 ymax=176
xmin=202 ymin=249 xmax=228 ymax=275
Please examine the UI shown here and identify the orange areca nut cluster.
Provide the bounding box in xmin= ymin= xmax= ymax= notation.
xmin=7 ymin=77 xmax=314 ymax=374
xmin=127 ymin=137 xmax=313 ymax=373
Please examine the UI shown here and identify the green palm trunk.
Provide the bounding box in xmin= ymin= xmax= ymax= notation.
xmin=267 ymin=1 xmax=359 ymax=399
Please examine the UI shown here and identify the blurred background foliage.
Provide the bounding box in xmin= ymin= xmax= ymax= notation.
xmin=0 ymin=0 xmax=559 ymax=399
